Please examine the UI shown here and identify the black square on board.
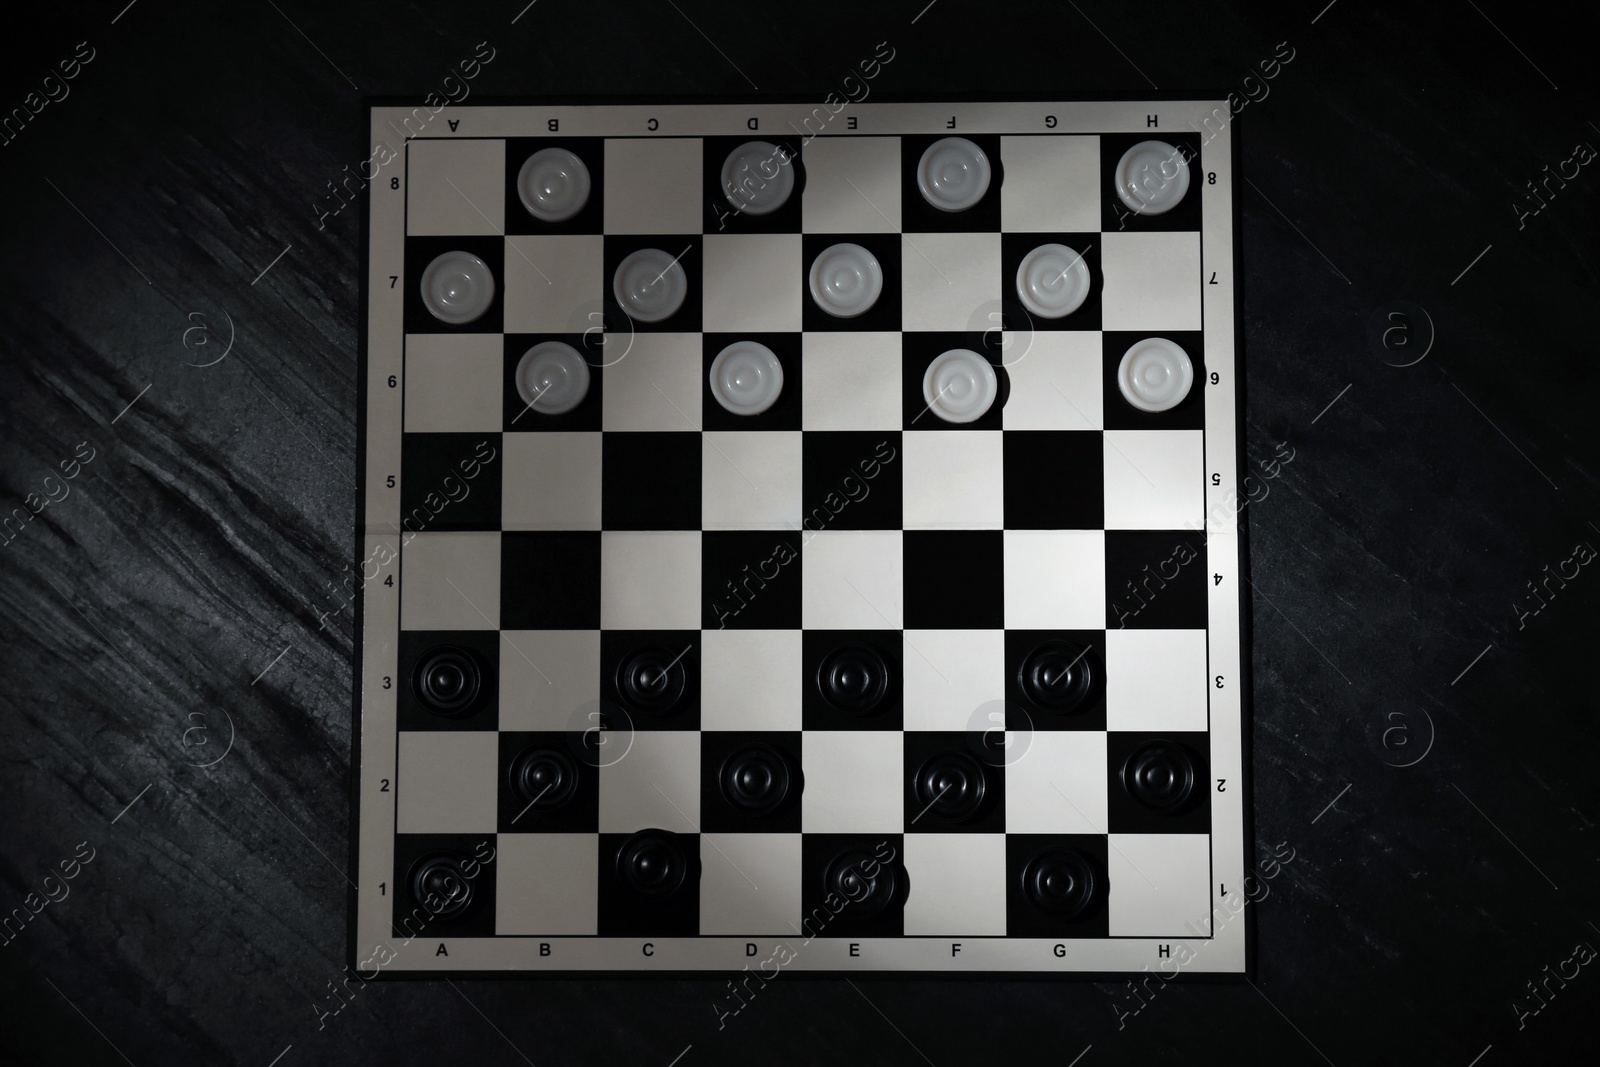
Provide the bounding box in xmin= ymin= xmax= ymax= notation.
xmin=701 ymin=333 xmax=802 ymax=431
xmin=597 ymin=831 xmax=701 ymax=936
xmin=500 ymin=532 xmax=601 ymax=629
xmin=902 ymin=531 xmax=1003 ymax=629
xmin=702 ymin=531 xmax=802 ymax=630
xmin=393 ymin=833 xmax=499 ymax=939
xmin=901 ymin=334 xmax=1009 ymax=431
xmin=900 ymin=134 xmax=1003 ymax=233
xmin=602 ymin=235 xmax=703 ymax=333
xmin=1098 ymin=131 xmax=1204 ymax=234
xmin=403 ymin=235 xmax=505 ymax=334
xmin=702 ymin=135 xmax=806 ymax=234
xmin=397 ymin=630 xmax=499 ymax=731
xmin=399 ymin=433 xmax=502 ymax=532
xmin=800 ymin=431 xmax=902 ymax=531
xmin=801 ymin=233 xmax=901 ymax=332
xmin=801 ymin=629 xmax=903 ymax=730
xmin=601 ymin=432 xmax=702 ymax=530
xmin=1102 ymin=332 xmax=1205 ymax=431
xmin=1005 ymin=833 xmax=1109 ymax=937
xmin=497 ymin=732 xmax=599 ymax=834
xmin=1003 ymin=629 xmax=1106 ymax=732
xmin=1000 ymin=232 xmax=1102 ymax=333
xmin=600 ymin=630 xmax=701 ymax=730
xmin=700 ymin=731 xmax=803 ymax=834
xmin=1104 ymin=531 xmax=1207 ymax=630
xmin=504 ymin=137 xmax=606 ymax=235
xmin=502 ymin=334 xmax=605 ymax=431
xmin=1003 ymin=431 xmax=1104 ymax=530
xmin=1106 ymin=731 xmax=1211 ymax=835
xmin=800 ymin=833 xmax=907 ymax=939
xmin=903 ymin=731 xmax=1005 ymax=834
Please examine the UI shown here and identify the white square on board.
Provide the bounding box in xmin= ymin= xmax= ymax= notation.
xmin=700 ymin=833 xmax=802 ymax=935
xmin=704 ymin=234 xmax=802 ymax=333
xmin=1101 ymin=231 xmax=1203 ymax=331
xmin=903 ymin=431 xmax=1004 ymax=530
xmin=702 ymin=431 xmax=803 ymax=531
xmin=1103 ymin=430 xmax=1204 ymax=530
xmin=1107 ymin=833 xmax=1212 ymax=936
xmin=601 ymin=333 xmax=703 ymax=432
xmin=1004 ymin=731 xmax=1108 ymax=834
xmin=504 ymin=235 xmax=603 ymax=334
xmin=802 ymin=531 xmax=903 ymax=629
xmin=1003 ymin=530 xmax=1106 ymax=629
xmin=701 ymin=629 xmax=802 ymax=730
xmin=400 ymin=532 xmax=501 ymax=631
xmin=903 ymin=834 xmax=1007 ymax=935
xmin=396 ymin=732 xmax=498 ymax=833
xmin=405 ymin=139 xmax=506 ymax=236
xmin=405 ymin=334 xmax=503 ymax=433
xmin=801 ymin=731 xmax=903 ymax=832
xmin=499 ymin=630 xmax=600 ymax=732
xmin=496 ymin=834 xmax=599 ymax=935
xmin=600 ymin=532 xmax=702 ymax=630
xmin=801 ymin=334 xmax=902 ymax=430
xmin=1105 ymin=629 xmax=1208 ymax=732
xmin=900 ymin=232 xmax=1001 ymax=333
xmin=604 ymin=139 xmax=703 ymax=233
xmin=502 ymin=432 xmax=602 ymax=530
xmin=999 ymin=135 xmax=1101 ymax=232
xmin=598 ymin=729 xmax=700 ymax=833
xmin=801 ymin=137 xmax=901 ymax=233
xmin=1000 ymin=332 xmax=1103 ymax=431
xmin=902 ymin=629 xmax=1006 ymax=732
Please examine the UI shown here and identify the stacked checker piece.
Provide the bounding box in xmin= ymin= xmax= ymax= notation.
xmin=394 ymin=124 xmax=1213 ymax=951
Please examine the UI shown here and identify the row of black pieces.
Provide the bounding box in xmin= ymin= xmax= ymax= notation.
xmin=396 ymin=330 xmax=1203 ymax=438
xmin=490 ymin=132 xmax=1202 ymax=238
xmin=397 ymin=831 xmax=1116 ymax=938
xmin=404 ymin=231 xmax=1195 ymax=339
xmin=489 ymin=729 xmax=1205 ymax=836
xmin=402 ymin=630 xmax=1208 ymax=732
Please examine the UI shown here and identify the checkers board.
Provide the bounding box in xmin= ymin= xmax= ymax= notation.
xmin=355 ymin=97 xmax=1250 ymax=977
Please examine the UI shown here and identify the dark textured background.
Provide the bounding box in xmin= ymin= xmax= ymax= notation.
xmin=1 ymin=1 xmax=1596 ymax=1064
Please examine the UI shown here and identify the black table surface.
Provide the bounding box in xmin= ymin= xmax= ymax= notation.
xmin=2 ymin=1 xmax=1596 ymax=1063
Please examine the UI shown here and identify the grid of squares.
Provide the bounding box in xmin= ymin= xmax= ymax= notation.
xmin=391 ymin=127 xmax=1213 ymax=941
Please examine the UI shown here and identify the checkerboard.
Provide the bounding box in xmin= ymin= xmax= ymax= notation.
xmin=357 ymin=99 xmax=1249 ymax=976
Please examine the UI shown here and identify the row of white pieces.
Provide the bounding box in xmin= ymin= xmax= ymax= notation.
xmin=394 ymin=628 xmax=1208 ymax=735
xmin=407 ymin=331 xmax=1197 ymax=432
xmin=469 ymin=829 xmax=1209 ymax=938
xmin=409 ymin=136 xmax=1191 ymax=236
xmin=517 ymin=138 xmax=1186 ymax=224
xmin=505 ymin=336 xmax=1188 ymax=420
xmin=412 ymin=229 xmax=1202 ymax=335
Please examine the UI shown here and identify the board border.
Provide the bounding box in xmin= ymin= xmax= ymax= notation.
xmin=350 ymin=91 xmax=1254 ymax=982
